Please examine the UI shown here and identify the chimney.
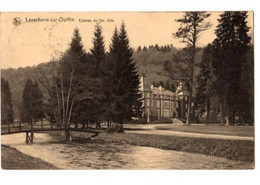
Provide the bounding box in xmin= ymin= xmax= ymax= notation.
xmin=139 ymin=74 xmax=144 ymax=91
xmin=159 ymin=85 xmax=162 ymax=91
xmin=150 ymin=84 xmax=154 ymax=90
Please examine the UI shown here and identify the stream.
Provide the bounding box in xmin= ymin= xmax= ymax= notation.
xmin=1 ymin=133 xmax=253 ymax=169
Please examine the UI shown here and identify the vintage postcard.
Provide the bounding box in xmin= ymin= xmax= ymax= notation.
xmin=1 ymin=12 xmax=254 ymax=170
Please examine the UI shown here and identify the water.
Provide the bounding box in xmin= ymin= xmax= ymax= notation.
xmin=1 ymin=133 xmax=253 ymax=169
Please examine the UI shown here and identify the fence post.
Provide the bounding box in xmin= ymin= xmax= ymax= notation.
xmin=19 ymin=121 xmax=22 ymax=132
xmin=8 ymin=123 xmax=10 ymax=134
xmin=26 ymin=131 xmax=29 ymax=143
xmin=41 ymin=120 xmax=43 ymax=129
xmin=31 ymin=131 xmax=34 ymax=144
xmin=31 ymin=121 xmax=34 ymax=144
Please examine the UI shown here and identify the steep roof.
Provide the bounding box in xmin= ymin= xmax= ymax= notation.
xmin=143 ymin=86 xmax=175 ymax=97
xmin=151 ymin=87 xmax=175 ymax=96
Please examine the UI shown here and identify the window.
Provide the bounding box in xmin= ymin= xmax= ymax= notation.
xmin=145 ymin=109 xmax=149 ymax=116
xmin=157 ymin=110 xmax=160 ymax=119
xmin=171 ymin=102 xmax=173 ymax=108
xmin=156 ymin=100 xmax=160 ymax=108
xmin=164 ymin=101 xmax=169 ymax=108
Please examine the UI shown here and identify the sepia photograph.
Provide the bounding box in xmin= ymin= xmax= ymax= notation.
xmin=0 ymin=11 xmax=254 ymax=170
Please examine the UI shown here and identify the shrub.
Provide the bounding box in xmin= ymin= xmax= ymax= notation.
xmin=129 ymin=118 xmax=147 ymax=124
xmin=106 ymin=123 xmax=124 ymax=133
xmin=153 ymin=118 xmax=173 ymax=124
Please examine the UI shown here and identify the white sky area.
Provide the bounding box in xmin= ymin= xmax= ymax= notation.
xmin=0 ymin=12 xmax=253 ymax=69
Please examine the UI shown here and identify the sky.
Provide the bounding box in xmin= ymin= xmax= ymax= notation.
xmin=0 ymin=12 xmax=253 ymax=69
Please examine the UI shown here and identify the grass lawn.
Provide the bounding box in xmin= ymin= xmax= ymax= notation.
xmin=71 ymin=132 xmax=254 ymax=162
xmin=155 ymin=125 xmax=254 ymax=137
xmin=1 ymin=145 xmax=57 ymax=169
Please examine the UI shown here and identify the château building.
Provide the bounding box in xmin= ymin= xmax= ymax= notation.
xmin=139 ymin=75 xmax=178 ymax=123
xmin=139 ymin=75 xmax=189 ymax=123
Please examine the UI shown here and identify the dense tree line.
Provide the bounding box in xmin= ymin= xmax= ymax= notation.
xmin=137 ymin=44 xmax=175 ymax=53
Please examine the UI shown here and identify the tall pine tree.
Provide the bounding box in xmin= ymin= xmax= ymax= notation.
xmin=88 ymin=23 xmax=106 ymax=127
xmin=212 ymin=11 xmax=251 ymax=125
xmin=103 ymin=23 xmax=143 ymax=124
xmin=90 ymin=23 xmax=106 ymax=76
xmin=101 ymin=27 xmax=120 ymax=123
xmin=118 ymin=23 xmax=143 ymax=122
xmin=1 ymin=78 xmax=14 ymax=124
